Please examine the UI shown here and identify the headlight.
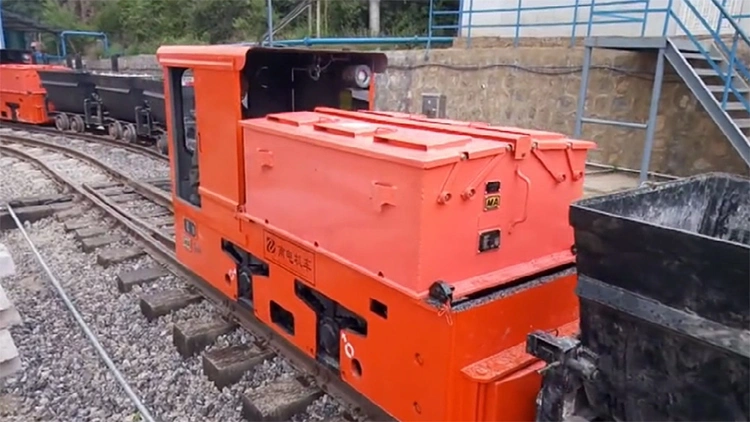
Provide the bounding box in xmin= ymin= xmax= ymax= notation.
xmin=342 ymin=65 xmax=372 ymax=89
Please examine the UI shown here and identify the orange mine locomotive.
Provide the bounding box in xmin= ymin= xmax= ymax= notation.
xmin=156 ymin=44 xmax=595 ymax=421
xmin=0 ymin=50 xmax=70 ymax=124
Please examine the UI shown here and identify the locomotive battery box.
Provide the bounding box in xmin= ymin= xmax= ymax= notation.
xmin=241 ymin=110 xmax=594 ymax=297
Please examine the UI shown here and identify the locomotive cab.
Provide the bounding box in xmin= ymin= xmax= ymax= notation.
xmin=158 ymin=45 xmax=384 ymax=212
xmin=0 ymin=49 xmax=34 ymax=64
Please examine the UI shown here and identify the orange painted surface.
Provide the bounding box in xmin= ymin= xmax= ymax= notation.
xmin=157 ymin=45 xmax=594 ymax=422
xmin=360 ymin=109 xmax=426 ymax=119
xmin=179 ymin=213 xmax=580 ymax=421
xmin=241 ymin=109 xmax=594 ymax=298
xmin=0 ymin=64 xmax=69 ymax=124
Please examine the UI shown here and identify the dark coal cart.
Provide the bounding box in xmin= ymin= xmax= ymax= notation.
xmin=134 ymin=78 xmax=195 ymax=154
xmin=37 ymin=69 xmax=99 ymax=133
xmin=527 ymin=173 xmax=750 ymax=422
xmin=90 ymin=74 xmax=167 ymax=145
xmin=38 ymin=68 xmax=175 ymax=154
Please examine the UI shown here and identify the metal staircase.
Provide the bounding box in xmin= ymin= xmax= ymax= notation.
xmin=575 ymin=0 xmax=750 ymax=183
xmin=664 ymin=34 xmax=750 ymax=168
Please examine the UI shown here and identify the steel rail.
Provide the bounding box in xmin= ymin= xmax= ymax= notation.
xmin=0 ymin=140 xmax=392 ymax=421
xmin=0 ymin=134 xmax=172 ymax=211
xmin=83 ymin=184 xmax=175 ymax=250
xmin=6 ymin=204 xmax=158 ymax=422
xmin=0 ymin=121 xmax=167 ymax=161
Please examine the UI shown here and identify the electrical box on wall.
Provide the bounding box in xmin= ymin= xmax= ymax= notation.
xmin=421 ymin=93 xmax=447 ymax=118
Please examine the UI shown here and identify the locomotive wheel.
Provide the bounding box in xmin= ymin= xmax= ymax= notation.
xmin=54 ymin=114 xmax=70 ymax=131
xmin=122 ymin=123 xmax=137 ymax=143
xmin=70 ymin=115 xmax=85 ymax=133
xmin=108 ymin=121 xmax=123 ymax=139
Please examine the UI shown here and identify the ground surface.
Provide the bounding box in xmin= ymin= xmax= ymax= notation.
xmin=583 ymin=170 xmax=642 ymax=197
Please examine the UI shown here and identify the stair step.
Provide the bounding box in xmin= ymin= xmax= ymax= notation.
xmin=671 ymin=38 xmax=703 ymax=53
xmin=707 ymin=85 xmax=750 ymax=94
xmin=694 ymin=68 xmax=730 ymax=77
xmin=723 ymin=102 xmax=749 ymax=112
xmin=733 ymin=118 xmax=750 ymax=129
xmin=681 ymin=52 xmax=724 ymax=62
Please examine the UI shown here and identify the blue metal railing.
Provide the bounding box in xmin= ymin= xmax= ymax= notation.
xmin=0 ymin=0 xmax=6 ymax=50
xmin=430 ymin=0 xmax=748 ymax=47
xmin=429 ymin=0 xmax=671 ymax=48
xmin=666 ymin=0 xmax=750 ymax=116
xmin=267 ymin=36 xmax=453 ymax=48
xmin=429 ymin=0 xmax=750 ymax=116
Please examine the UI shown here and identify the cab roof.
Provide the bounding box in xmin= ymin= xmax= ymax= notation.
xmin=156 ymin=44 xmax=388 ymax=73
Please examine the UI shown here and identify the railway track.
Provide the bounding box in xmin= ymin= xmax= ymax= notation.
xmin=0 ymin=132 xmax=379 ymax=421
xmin=0 ymin=122 xmax=167 ymax=162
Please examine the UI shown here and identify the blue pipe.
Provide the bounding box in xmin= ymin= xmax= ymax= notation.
xmin=59 ymin=30 xmax=109 ymax=57
xmin=0 ymin=0 xmax=5 ymax=50
xmin=269 ymin=36 xmax=453 ymax=47
xmin=427 ymin=0 xmax=435 ymax=52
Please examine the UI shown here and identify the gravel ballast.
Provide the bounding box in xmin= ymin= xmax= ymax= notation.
xmin=2 ymin=128 xmax=169 ymax=181
xmin=0 ymin=131 xmax=353 ymax=421
xmin=0 ymin=215 xmax=350 ymax=421
xmin=46 ymin=135 xmax=170 ymax=181
xmin=1 ymin=215 xmax=251 ymax=421
xmin=0 ymin=154 xmax=61 ymax=203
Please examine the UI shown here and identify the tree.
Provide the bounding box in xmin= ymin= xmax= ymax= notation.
xmin=3 ymin=0 xmax=460 ymax=55
xmin=2 ymin=0 xmax=46 ymax=21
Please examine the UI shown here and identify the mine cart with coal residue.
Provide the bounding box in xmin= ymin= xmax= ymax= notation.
xmin=527 ymin=172 xmax=750 ymax=422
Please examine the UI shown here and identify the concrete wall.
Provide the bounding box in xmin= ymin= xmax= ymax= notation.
xmin=377 ymin=45 xmax=746 ymax=176
xmin=458 ymin=0 xmax=745 ymax=39
xmin=85 ymin=45 xmax=747 ymax=176
xmin=86 ymin=54 xmax=162 ymax=77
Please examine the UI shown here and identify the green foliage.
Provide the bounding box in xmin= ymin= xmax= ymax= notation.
xmin=2 ymin=0 xmax=460 ymax=55
xmin=1 ymin=0 xmax=46 ymax=21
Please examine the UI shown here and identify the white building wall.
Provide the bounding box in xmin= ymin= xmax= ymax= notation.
xmin=458 ymin=0 xmax=746 ymax=39
xmin=674 ymin=0 xmax=745 ymax=36
xmin=739 ymin=0 xmax=750 ymax=33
